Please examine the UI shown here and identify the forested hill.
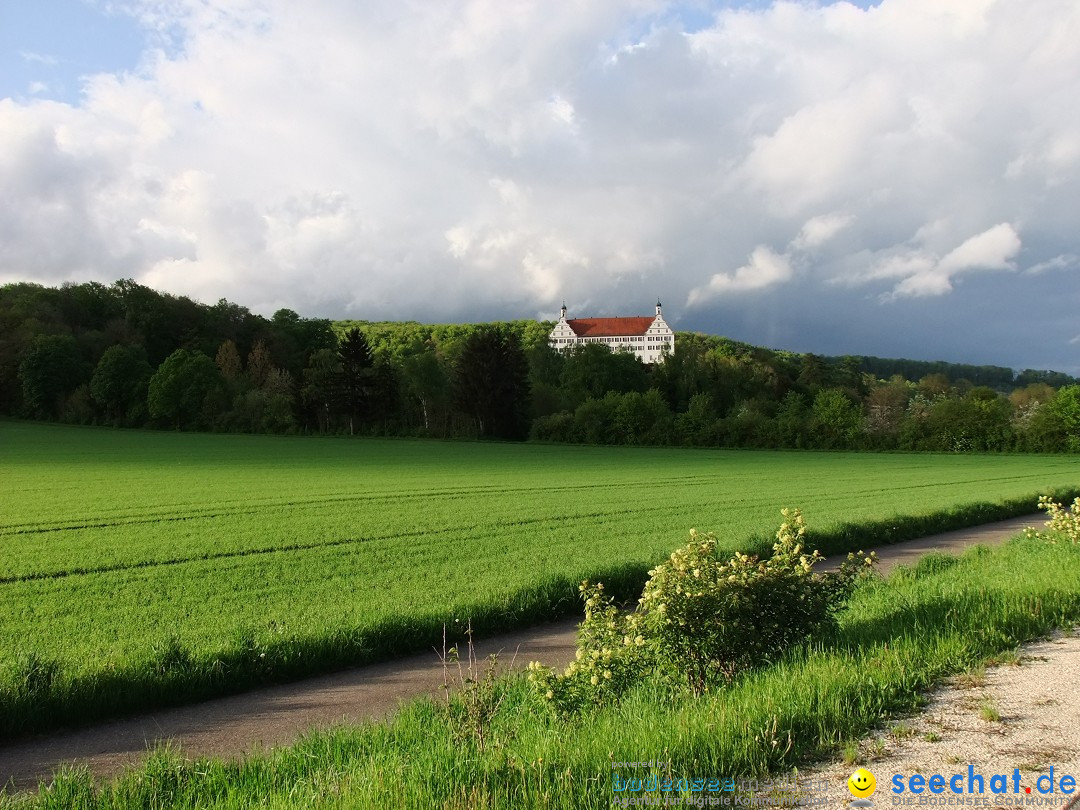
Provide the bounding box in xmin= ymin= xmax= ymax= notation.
xmin=338 ymin=319 xmax=1077 ymax=391
xmin=2 ymin=280 xmax=1078 ymax=452
xmin=839 ymin=355 xmax=1076 ymax=391
xmin=333 ymin=319 xmax=552 ymax=361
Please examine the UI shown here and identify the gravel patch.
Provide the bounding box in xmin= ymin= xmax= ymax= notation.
xmin=795 ymin=629 xmax=1080 ymax=809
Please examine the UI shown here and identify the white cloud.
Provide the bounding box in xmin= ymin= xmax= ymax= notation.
xmin=737 ymin=74 xmax=909 ymax=215
xmin=791 ymin=213 xmax=855 ymax=251
xmin=937 ymin=223 xmax=1021 ymax=275
xmin=855 ymin=253 xmax=937 ymax=284
xmin=862 ymin=223 xmax=1023 ymax=300
xmin=548 ymin=95 xmax=576 ymax=129
xmin=19 ymin=51 xmax=58 ymax=66
xmin=1027 ymin=254 xmax=1080 ymax=274
xmin=889 ymin=269 xmax=954 ymax=299
xmin=687 ymin=246 xmax=792 ymax=306
xmin=0 ymin=0 xmax=1077 ymax=333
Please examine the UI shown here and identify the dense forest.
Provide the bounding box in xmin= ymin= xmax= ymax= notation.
xmin=2 ymin=280 xmax=1079 ymax=452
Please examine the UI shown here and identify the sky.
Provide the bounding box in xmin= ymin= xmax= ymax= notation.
xmin=1 ymin=0 xmax=1078 ymax=374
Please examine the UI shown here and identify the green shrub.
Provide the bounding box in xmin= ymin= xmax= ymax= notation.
xmin=528 ymin=509 xmax=875 ymax=712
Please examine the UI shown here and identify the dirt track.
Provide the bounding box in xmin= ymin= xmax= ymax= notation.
xmin=0 ymin=514 xmax=1040 ymax=792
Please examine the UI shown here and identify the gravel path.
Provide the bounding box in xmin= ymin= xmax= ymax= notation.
xmin=795 ymin=628 xmax=1080 ymax=809
xmin=0 ymin=514 xmax=1042 ymax=792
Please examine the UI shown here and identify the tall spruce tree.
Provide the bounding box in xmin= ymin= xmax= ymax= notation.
xmin=337 ymin=327 xmax=374 ymax=435
xmin=453 ymin=325 xmax=530 ymax=440
xmin=301 ymin=348 xmax=341 ymax=433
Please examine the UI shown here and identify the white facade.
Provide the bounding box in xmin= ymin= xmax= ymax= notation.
xmin=548 ymin=302 xmax=675 ymax=364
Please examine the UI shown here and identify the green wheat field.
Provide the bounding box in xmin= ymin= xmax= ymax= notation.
xmin=1 ymin=420 xmax=1077 ymax=738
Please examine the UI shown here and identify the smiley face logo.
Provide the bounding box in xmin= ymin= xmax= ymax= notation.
xmin=848 ymin=768 xmax=876 ymax=799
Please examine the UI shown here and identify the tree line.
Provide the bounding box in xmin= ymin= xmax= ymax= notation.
xmin=3 ymin=280 xmax=1079 ymax=452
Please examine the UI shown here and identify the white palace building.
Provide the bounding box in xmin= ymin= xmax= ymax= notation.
xmin=548 ymin=301 xmax=675 ymax=364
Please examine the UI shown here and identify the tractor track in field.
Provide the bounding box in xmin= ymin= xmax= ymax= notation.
xmin=0 ymin=474 xmax=728 ymax=536
xmin=0 ymin=502 xmax=680 ymax=585
xmin=0 ymin=514 xmax=1044 ymax=793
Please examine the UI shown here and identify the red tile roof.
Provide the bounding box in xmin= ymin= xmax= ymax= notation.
xmin=567 ymin=316 xmax=656 ymax=337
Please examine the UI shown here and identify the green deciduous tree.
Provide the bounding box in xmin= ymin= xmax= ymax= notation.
xmin=147 ymin=349 xmax=222 ymax=430
xmin=925 ymin=388 xmax=1012 ymax=452
xmin=402 ymin=349 xmax=450 ymax=434
xmin=774 ymin=390 xmax=808 ymax=448
xmin=613 ymin=389 xmax=672 ymax=445
xmin=675 ymin=392 xmax=717 ymax=446
xmin=560 ymin=343 xmax=647 ymax=404
xmin=18 ymin=334 xmax=85 ymax=420
xmin=268 ymin=308 xmax=336 ymax=379
xmin=572 ymin=393 xmax=620 ymax=444
xmin=1049 ymin=385 xmax=1080 ymax=452
xmin=90 ymin=344 xmax=153 ymax=424
xmin=810 ymin=388 xmax=862 ymax=448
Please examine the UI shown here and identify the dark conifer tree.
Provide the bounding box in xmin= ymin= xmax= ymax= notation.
xmin=453 ymin=325 xmax=531 ymax=440
xmin=337 ymin=327 xmax=374 ymax=435
xmin=301 ymin=348 xmax=341 ymax=433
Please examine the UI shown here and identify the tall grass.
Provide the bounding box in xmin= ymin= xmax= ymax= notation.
xmin=8 ymin=531 xmax=1080 ymax=808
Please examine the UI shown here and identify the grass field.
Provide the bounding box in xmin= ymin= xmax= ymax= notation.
xmin=1 ymin=421 xmax=1078 ymax=738
xmin=12 ymin=529 xmax=1080 ymax=808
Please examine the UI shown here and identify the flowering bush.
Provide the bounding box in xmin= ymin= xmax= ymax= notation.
xmin=1024 ymin=495 xmax=1080 ymax=545
xmin=526 ymin=581 xmax=651 ymax=715
xmin=640 ymin=509 xmax=873 ymax=692
xmin=528 ymin=509 xmax=876 ymax=712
